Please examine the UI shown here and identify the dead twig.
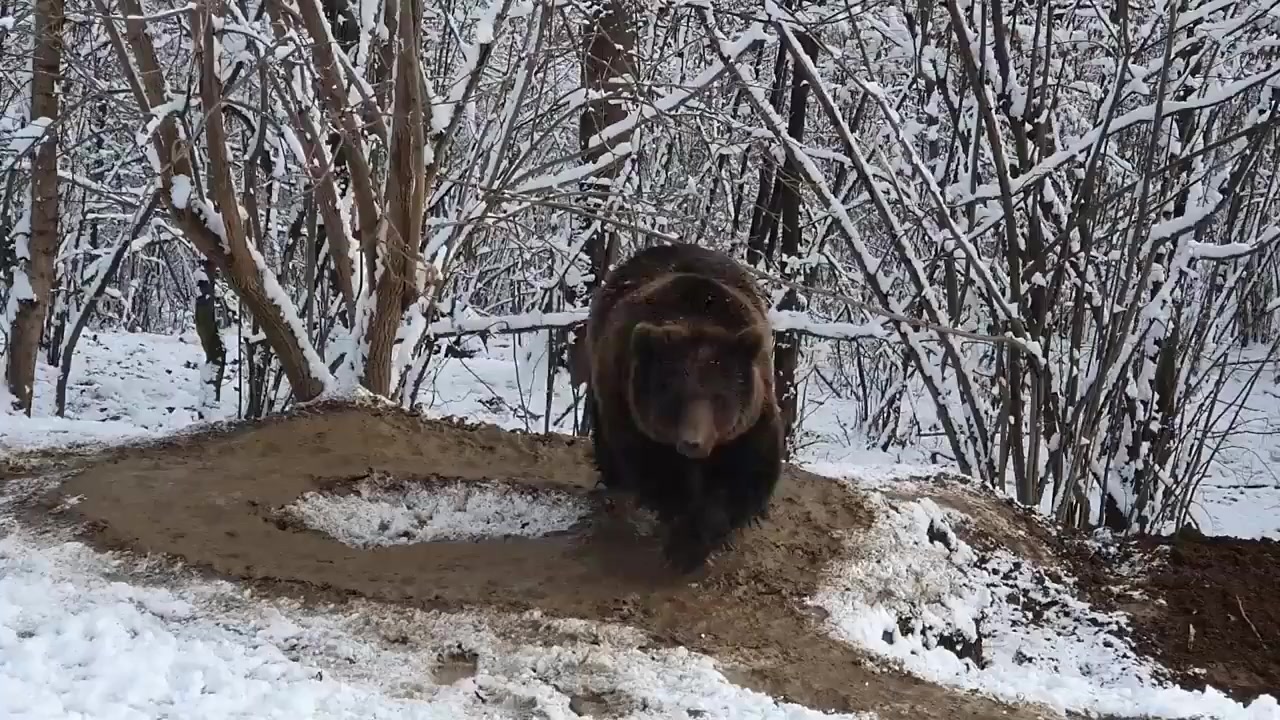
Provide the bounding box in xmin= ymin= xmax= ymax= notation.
xmin=1237 ymin=595 xmax=1267 ymax=647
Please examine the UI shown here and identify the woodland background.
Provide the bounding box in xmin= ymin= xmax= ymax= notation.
xmin=2 ymin=0 xmax=1279 ymax=536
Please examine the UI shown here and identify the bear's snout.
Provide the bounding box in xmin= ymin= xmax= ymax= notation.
xmin=675 ymin=402 xmax=717 ymax=459
xmin=676 ymin=437 xmax=712 ymax=459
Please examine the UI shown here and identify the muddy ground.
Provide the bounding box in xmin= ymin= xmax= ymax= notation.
xmin=5 ymin=401 xmax=1278 ymax=719
xmin=1062 ymin=527 xmax=1280 ymax=706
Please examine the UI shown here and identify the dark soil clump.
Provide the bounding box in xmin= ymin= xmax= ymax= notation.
xmin=1058 ymin=526 xmax=1280 ymax=705
xmin=1132 ymin=529 xmax=1280 ymax=703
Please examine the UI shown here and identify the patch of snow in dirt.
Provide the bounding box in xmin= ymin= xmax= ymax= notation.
xmin=809 ymin=490 xmax=1280 ymax=719
xmin=277 ymin=473 xmax=591 ymax=548
xmin=0 ymin=481 xmax=873 ymax=720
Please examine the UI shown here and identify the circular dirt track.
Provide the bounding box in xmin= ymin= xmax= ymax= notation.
xmin=20 ymin=402 xmax=1066 ymax=720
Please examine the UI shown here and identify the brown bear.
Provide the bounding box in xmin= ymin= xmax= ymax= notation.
xmin=585 ymin=242 xmax=784 ymax=573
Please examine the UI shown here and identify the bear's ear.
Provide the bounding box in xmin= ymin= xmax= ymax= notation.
xmin=732 ymin=327 xmax=766 ymax=359
xmin=632 ymin=322 xmax=683 ymax=356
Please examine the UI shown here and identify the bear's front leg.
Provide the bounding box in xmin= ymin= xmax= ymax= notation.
xmin=589 ymin=400 xmax=625 ymax=491
xmin=711 ymin=414 xmax=784 ymax=533
xmin=659 ymin=461 xmax=734 ymax=574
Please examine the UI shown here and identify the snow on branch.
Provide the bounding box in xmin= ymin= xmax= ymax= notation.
xmin=700 ymin=7 xmax=998 ymax=479
xmin=419 ymin=307 xmax=893 ymax=343
xmin=960 ymin=66 xmax=1280 ymax=205
xmin=505 ymin=19 xmax=765 ymax=197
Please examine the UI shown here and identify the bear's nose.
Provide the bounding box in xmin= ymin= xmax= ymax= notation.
xmin=676 ymin=438 xmax=712 ymax=459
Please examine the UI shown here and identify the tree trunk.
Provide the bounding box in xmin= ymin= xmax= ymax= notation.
xmin=772 ymin=31 xmax=816 ymax=453
xmin=195 ymin=258 xmax=227 ymax=416
xmin=746 ymin=42 xmax=790 ymax=267
xmin=361 ymin=0 xmax=426 ymax=396
xmin=5 ymin=0 xmax=64 ymax=413
xmin=574 ymin=0 xmax=635 ymax=435
xmin=93 ymin=0 xmax=333 ymax=402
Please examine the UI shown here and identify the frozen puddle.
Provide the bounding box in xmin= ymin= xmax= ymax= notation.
xmin=276 ymin=473 xmax=591 ymax=548
xmin=809 ymin=491 xmax=1280 ymax=719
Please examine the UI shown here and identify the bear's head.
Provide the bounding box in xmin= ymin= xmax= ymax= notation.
xmin=626 ymin=320 xmax=771 ymax=459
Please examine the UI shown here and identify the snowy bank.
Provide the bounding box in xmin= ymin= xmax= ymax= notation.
xmin=809 ymin=489 xmax=1280 ymax=719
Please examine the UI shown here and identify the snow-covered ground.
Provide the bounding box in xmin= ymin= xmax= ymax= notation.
xmin=0 ymin=331 xmax=238 ymax=451
xmin=810 ymin=489 xmax=1279 ymax=719
xmin=3 ymin=330 xmax=1280 ymax=719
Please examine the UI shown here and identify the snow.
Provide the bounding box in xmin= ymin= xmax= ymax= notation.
xmin=4 ymin=117 xmax=53 ymax=158
xmin=0 ymin=331 xmax=240 ymax=452
xmin=169 ymin=173 xmax=192 ymax=209
xmin=430 ymin=0 xmax=507 ymax=135
xmin=507 ymin=20 xmax=769 ymax=198
xmin=242 ymin=230 xmax=336 ymax=398
xmin=962 ymin=64 xmax=1280 ymax=206
xmin=511 ymin=142 xmax=635 ymax=194
xmin=4 ymin=330 xmax=1280 ymax=719
xmin=808 ymin=492 xmax=1279 ymax=719
xmin=278 ymin=473 xmax=591 ymax=548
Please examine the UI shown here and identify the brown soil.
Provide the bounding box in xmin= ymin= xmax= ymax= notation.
xmin=1055 ymin=525 xmax=1280 ymax=708
xmin=20 ymin=401 xmax=1065 ymax=720
xmin=1129 ymin=530 xmax=1280 ymax=704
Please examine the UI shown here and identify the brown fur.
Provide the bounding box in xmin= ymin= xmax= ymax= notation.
xmin=585 ymin=242 xmax=784 ymax=572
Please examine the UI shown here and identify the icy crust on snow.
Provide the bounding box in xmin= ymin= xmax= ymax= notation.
xmin=0 ymin=488 xmax=875 ymax=720
xmin=809 ymin=493 xmax=1280 ymax=719
xmin=276 ymin=473 xmax=592 ymax=548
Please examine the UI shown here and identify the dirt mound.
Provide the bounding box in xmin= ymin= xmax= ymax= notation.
xmin=1132 ymin=531 xmax=1280 ymax=703
xmin=23 ymin=402 xmax=1062 ymax=720
xmin=1057 ymin=525 xmax=1280 ymax=707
